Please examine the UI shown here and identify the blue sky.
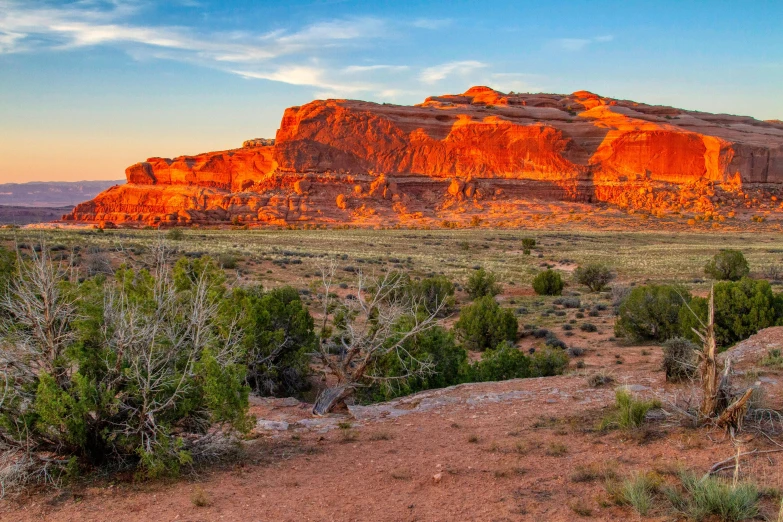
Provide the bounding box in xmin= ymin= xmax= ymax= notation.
xmin=1 ymin=0 xmax=781 ymax=182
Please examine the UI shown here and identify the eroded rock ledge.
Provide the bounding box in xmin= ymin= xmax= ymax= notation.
xmin=64 ymin=87 xmax=783 ymax=227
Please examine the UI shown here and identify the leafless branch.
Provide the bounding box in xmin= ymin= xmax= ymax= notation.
xmin=312 ymin=265 xmax=444 ymax=415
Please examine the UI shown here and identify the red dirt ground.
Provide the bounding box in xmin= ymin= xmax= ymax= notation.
xmin=2 ymin=330 xmax=782 ymax=522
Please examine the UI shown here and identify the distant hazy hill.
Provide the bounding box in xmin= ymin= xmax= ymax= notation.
xmin=0 ymin=206 xmax=74 ymax=225
xmin=0 ymin=180 xmax=123 ymax=207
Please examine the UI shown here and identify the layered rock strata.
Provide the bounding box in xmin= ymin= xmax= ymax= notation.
xmin=65 ymin=87 xmax=783 ymax=226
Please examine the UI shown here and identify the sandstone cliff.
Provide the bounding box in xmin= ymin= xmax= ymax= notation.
xmin=65 ymin=87 xmax=783 ymax=227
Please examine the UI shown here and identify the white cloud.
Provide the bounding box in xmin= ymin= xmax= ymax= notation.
xmin=488 ymin=72 xmax=544 ymax=93
xmin=410 ymin=18 xmax=451 ymax=30
xmin=420 ymin=60 xmax=486 ymax=84
xmin=0 ymin=29 xmax=24 ymax=53
xmin=234 ymin=66 xmax=326 ymax=86
xmin=0 ymin=1 xmax=385 ymax=61
xmin=343 ymin=64 xmax=409 ymax=73
xmin=276 ymin=17 xmax=386 ymax=45
xmin=233 ymin=65 xmax=375 ymax=98
xmin=553 ymin=35 xmax=614 ymax=51
xmin=0 ymin=1 xmax=546 ymax=102
xmin=555 ymin=38 xmax=591 ymax=51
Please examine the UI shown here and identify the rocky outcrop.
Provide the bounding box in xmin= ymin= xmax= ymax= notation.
xmin=65 ymin=87 xmax=783 ymax=227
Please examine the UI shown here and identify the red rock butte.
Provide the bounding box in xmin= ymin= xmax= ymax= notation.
xmin=65 ymin=86 xmax=783 ymax=227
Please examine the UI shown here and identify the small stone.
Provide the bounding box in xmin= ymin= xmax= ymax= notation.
xmin=432 ymin=472 xmax=442 ymax=484
xmin=256 ymin=420 xmax=289 ymax=431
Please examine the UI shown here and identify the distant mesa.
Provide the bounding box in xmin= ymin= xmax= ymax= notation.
xmin=64 ymin=87 xmax=783 ymax=227
xmin=0 ymin=180 xmax=122 ymax=208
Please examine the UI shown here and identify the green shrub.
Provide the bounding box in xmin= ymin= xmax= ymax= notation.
xmin=463 ymin=343 xmax=567 ymax=389
xmin=600 ymin=390 xmax=660 ymax=430
xmin=364 ymin=328 xmax=568 ymax=402
xmin=361 ymin=326 xmax=468 ymax=402
xmin=0 ymin=251 xmax=251 ymax=484
xmin=371 ymin=270 xmax=411 ymax=303
xmin=761 ymin=348 xmax=783 ymax=368
xmin=532 ymin=269 xmax=564 ymax=296
xmin=610 ymin=469 xmax=761 ymax=521
xmin=521 ymin=237 xmax=536 ymax=255
xmin=762 ymin=264 xmax=783 ymax=282
xmin=573 ymin=264 xmax=615 ymax=292
xmin=218 ymin=253 xmax=240 ymax=269
xmin=669 ymin=472 xmax=759 ymax=522
xmin=0 ymin=245 xmax=16 ymax=298
xmin=237 ymin=286 xmax=316 ymax=396
xmin=374 ymin=273 xmax=456 ymax=316
xmin=704 ymin=249 xmax=750 ymax=281
xmin=465 ymin=268 xmax=501 ymax=300
xmin=409 ymin=275 xmax=456 ymax=316
xmin=615 ymin=472 xmax=660 ymax=516
xmin=679 ymin=278 xmax=783 ymax=347
xmin=545 ymin=331 xmax=568 ymax=349
xmin=454 ymin=296 xmax=518 ymax=351
xmin=662 ymin=337 xmax=699 ymax=381
xmin=554 ymin=296 xmax=581 ymax=308
xmin=614 ymin=284 xmax=691 ymax=342
xmin=469 ymin=341 xmax=531 ymax=382
xmin=529 ymin=347 xmax=569 ymax=377
xmin=173 ymin=255 xmax=227 ymax=293
xmin=165 ymin=228 xmax=185 ymax=241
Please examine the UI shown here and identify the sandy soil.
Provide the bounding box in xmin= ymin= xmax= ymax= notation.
xmin=2 ymin=330 xmax=782 ymax=522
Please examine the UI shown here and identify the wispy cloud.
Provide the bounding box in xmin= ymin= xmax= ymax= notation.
xmin=420 ymin=60 xmax=486 ymax=83
xmin=0 ymin=29 xmax=24 ymax=53
xmin=343 ymin=64 xmax=410 ymax=73
xmin=0 ymin=1 xmax=537 ymax=100
xmin=410 ymin=18 xmax=451 ymax=30
xmin=275 ymin=18 xmax=387 ymax=46
xmin=488 ymin=72 xmax=544 ymax=93
xmin=553 ymin=35 xmax=614 ymax=51
xmin=0 ymin=0 xmax=404 ymax=95
xmin=0 ymin=1 xmax=385 ymax=60
xmin=232 ymin=65 xmax=374 ymax=95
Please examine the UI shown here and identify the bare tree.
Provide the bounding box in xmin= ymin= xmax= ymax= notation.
xmin=0 ymin=245 xmax=79 ymax=493
xmin=0 ymin=240 xmax=248 ymax=494
xmin=0 ymin=245 xmax=77 ymax=387
xmin=96 ymin=241 xmax=246 ymax=467
xmin=693 ymin=288 xmax=722 ymax=419
xmin=688 ymin=286 xmax=755 ymax=435
xmin=312 ymin=263 xmax=444 ymax=415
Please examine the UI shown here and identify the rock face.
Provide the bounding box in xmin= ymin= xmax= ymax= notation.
xmin=65 ymin=87 xmax=783 ymax=227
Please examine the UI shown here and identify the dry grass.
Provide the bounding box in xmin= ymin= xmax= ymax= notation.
xmin=570 ymin=462 xmax=618 ymax=483
xmin=190 ymin=486 xmax=211 ymax=507
xmin=569 ymin=498 xmax=593 ymax=517
xmin=586 ymin=371 xmax=614 ymax=388
xmin=545 ymin=442 xmax=568 ymax=457
xmin=6 ymin=229 xmax=783 ymax=294
xmin=761 ymin=349 xmax=783 ymax=369
xmin=390 ymin=470 xmax=412 ymax=480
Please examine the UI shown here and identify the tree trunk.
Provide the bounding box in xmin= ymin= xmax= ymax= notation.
xmin=717 ymin=388 xmax=754 ymax=436
xmin=312 ymin=385 xmax=354 ymax=416
xmin=699 ymin=288 xmax=721 ymax=420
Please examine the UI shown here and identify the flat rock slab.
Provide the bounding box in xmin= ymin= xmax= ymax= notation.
xmin=255 ymin=420 xmax=290 ymax=431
